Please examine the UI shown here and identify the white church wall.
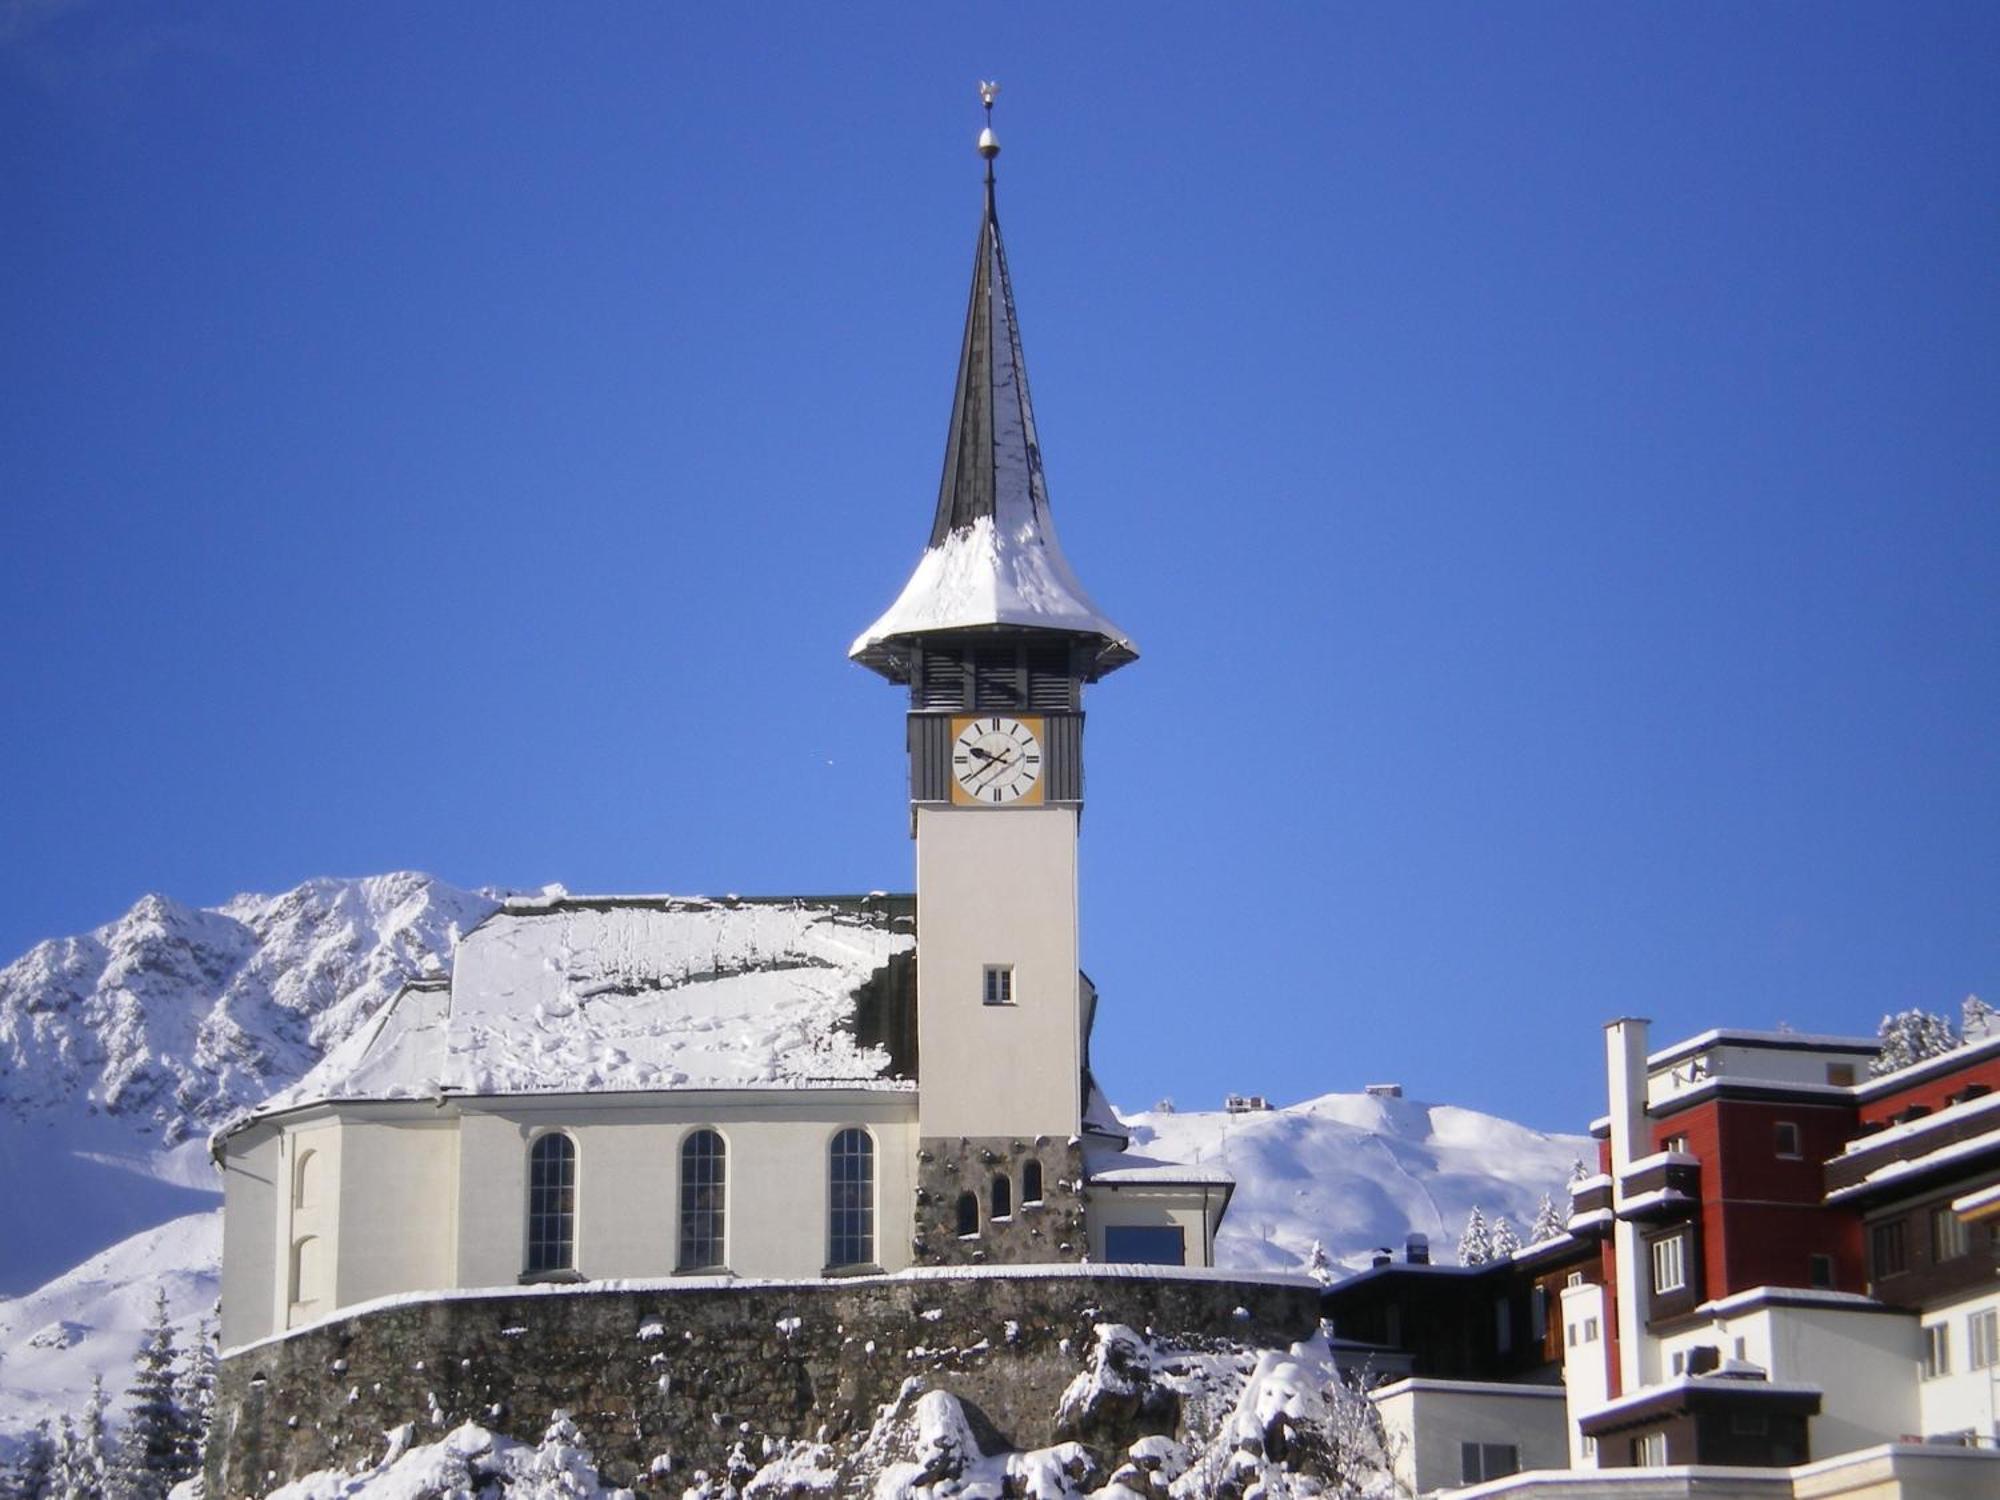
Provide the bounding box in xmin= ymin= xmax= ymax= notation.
xmin=220 ymin=1124 xmax=281 ymax=1349
xmin=283 ymin=1120 xmax=341 ymax=1332
xmin=915 ymin=805 xmax=1080 ymax=1141
xmin=333 ymin=1116 xmax=457 ymax=1311
xmin=452 ymin=1093 xmax=920 ymax=1284
xmin=1913 ymin=1287 xmax=2000 ymax=1442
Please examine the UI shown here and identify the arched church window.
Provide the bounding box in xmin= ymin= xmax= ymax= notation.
xmin=828 ymin=1128 xmax=875 ymax=1268
xmin=526 ymin=1132 xmax=577 ymax=1275
xmin=991 ymin=1173 xmax=1012 ymax=1221
xmin=293 ymin=1148 xmax=318 ymax=1211
xmin=955 ymin=1191 xmax=979 ymax=1238
xmin=1022 ymin=1159 xmax=1043 ymax=1204
xmin=678 ymin=1129 xmax=726 ymax=1271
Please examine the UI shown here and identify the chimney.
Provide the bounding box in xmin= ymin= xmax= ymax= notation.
xmin=1372 ymin=1248 xmax=1393 ymax=1269
xmin=1406 ymin=1233 xmax=1430 ymax=1265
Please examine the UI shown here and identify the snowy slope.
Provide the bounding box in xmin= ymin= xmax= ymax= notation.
xmin=0 ymin=873 xmax=494 ymax=1292
xmin=1119 ymin=1092 xmax=1590 ymax=1275
xmin=0 ymin=1211 xmax=220 ymax=1440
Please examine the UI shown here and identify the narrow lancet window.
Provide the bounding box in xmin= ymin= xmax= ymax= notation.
xmin=828 ymin=1128 xmax=875 ymax=1268
xmin=955 ymin=1191 xmax=979 ymax=1238
xmin=992 ymin=1173 xmax=1012 ymax=1220
xmin=678 ymin=1129 xmax=727 ymax=1271
xmin=1022 ymin=1159 xmax=1044 ymax=1204
xmin=526 ymin=1132 xmax=577 ymax=1275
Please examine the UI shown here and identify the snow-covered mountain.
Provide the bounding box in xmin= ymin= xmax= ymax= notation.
xmin=1123 ymin=1094 xmax=1588 ymax=1277
xmin=0 ymin=873 xmax=496 ymax=1293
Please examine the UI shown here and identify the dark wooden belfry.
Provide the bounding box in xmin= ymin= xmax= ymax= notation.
xmin=851 ymin=114 xmax=1137 ymax=812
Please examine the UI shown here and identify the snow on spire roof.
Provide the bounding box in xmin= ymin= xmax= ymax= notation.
xmin=226 ymin=895 xmax=916 ymax=1128
xmin=850 ymin=148 xmax=1136 ymax=682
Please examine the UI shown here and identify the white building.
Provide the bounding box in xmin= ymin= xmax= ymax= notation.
xmin=215 ymin=118 xmax=1230 ymax=1350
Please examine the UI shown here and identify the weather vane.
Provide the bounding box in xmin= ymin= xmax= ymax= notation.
xmin=977 ymin=80 xmax=1001 ymax=170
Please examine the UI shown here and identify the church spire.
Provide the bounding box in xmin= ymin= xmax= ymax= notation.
xmin=850 ymin=85 xmax=1137 ymax=683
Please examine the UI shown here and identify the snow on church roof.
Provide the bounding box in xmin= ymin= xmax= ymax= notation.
xmin=851 ymin=170 xmax=1135 ymax=681
xmin=230 ymin=895 xmax=915 ymax=1129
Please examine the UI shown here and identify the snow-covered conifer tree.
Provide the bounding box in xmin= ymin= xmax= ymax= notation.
xmin=1870 ymin=1008 xmax=1958 ymax=1076
xmin=1302 ymin=1239 xmax=1336 ymax=1286
xmin=5 ymin=1422 xmax=55 ymax=1500
xmin=1489 ymin=1215 xmax=1520 ymax=1259
xmin=174 ymin=1313 xmax=219 ymax=1481
xmin=1530 ymin=1193 xmax=1566 ymax=1244
xmin=1962 ymin=994 xmax=1995 ymax=1043
xmin=114 ymin=1289 xmax=194 ymax=1500
xmin=1568 ymin=1158 xmax=1590 ymax=1184
xmin=78 ymin=1377 xmax=111 ymax=1500
xmin=1457 ymin=1207 xmax=1493 ymax=1266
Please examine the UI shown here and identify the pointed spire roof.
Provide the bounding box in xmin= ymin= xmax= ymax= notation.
xmin=851 ymin=118 xmax=1137 ymax=683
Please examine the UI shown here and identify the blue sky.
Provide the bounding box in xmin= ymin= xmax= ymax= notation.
xmin=3 ymin=4 xmax=1995 ymax=1134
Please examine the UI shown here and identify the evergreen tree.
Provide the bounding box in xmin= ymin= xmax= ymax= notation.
xmin=74 ymin=1377 xmax=110 ymax=1500
xmin=1456 ymin=1206 xmax=1493 ymax=1267
xmin=6 ymin=1422 xmax=55 ymax=1500
xmin=173 ymin=1313 xmax=219 ymax=1483
xmin=1568 ymin=1158 xmax=1590 ymax=1184
xmin=115 ymin=1289 xmax=194 ymax=1500
xmin=48 ymin=1418 xmax=78 ymax=1500
xmin=1870 ymin=1008 xmax=1958 ymax=1077
xmin=1530 ymin=1193 xmax=1566 ymax=1244
xmin=1489 ymin=1214 xmax=1520 ymax=1260
xmin=1962 ymin=994 xmax=1995 ymax=1043
xmin=1302 ymin=1239 xmax=1336 ymax=1286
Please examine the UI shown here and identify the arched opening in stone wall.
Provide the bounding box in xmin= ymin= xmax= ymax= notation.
xmin=955 ymin=1191 xmax=979 ymax=1237
xmin=991 ymin=1173 xmax=1012 ymax=1220
xmin=1023 ymin=1159 xmax=1044 ymax=1204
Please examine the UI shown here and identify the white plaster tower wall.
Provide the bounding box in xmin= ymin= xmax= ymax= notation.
xmin=915 ymin=804 xmax=1081 ymax=1141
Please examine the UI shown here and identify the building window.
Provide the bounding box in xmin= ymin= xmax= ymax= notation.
xmin=1633 ymin=1432 xmax=1667 ymax=1466
xmin=1870 ymin=1219 xmax=1907 ymax=1279
xmin=1460 ymin=1443 xmax=1518 ymax=1483
xmin=1494 ymin=1298 xmax=1512 ymax=1354
xmin=1774 ymin=1121 xmax=1801 ymax=1159
xmin=1921 ymin=1323 xmax=1950 ymax=1379
xmin=526 ymin=1132 xmax=577 ymax=1275
xmin=828 ymin=1128 xmax=875 ymax=1267
xmin=983 ymin=965 xmax=1014 ymax=1006
xmin=1652 ymin=1234 xmax=1687 ymax=1294
xmin=1808 ymin=1253 xmax=1835 ymax=1289
xmin=1022 ymin=1159 xmax=1044 ymax=1204
xmin=1931 ymin=1205 xmax=1969 ymax=1262
xmin=1969 ymin=1309 xmax=1999 ymax=1371
xmin=955 ymin=1191 xmax=979 ymax=1238
xmin=1584 ymin=1316 xmax=1600 ymax=1342
xmin=1531 ymin=1285 xmax=1548 ymax=1344
xmin=1103 ymin=1225 xmax=1187 ymax=1265
xmin=991 ymin=1174 xmax=1012 ymax=1221
xmin=677 ymin=1129 xmax=726 ymax=1271
xmin=1826 ymin=1062 xmax=1856 ymax=1086
xmin=293 ymin=1148 xmax=318 ymax=1211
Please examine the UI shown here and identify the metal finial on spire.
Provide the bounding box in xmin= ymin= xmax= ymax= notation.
xmin=977 ymin=80 xmax=1001 ymax=166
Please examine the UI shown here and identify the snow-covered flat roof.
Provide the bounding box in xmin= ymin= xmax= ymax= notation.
xmin=1695 ymin=1285 xmax=1894 ymax=1318
xmin=227 ymin=895 xmax=915 ymax=1130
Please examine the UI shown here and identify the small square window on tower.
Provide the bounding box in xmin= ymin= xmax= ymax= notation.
xmin=983 ymin=965 xmax=1015 ymax=1006
xmin=1774 ymin=1121 xmax=1802 ymax=1159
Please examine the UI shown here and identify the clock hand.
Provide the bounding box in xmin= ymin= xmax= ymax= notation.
xmin=966 ymin=748 xmax=1019 ymax=791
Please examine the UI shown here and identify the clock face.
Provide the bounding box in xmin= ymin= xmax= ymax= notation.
xmin=950 ymin=716 xmax=1044 ymax=805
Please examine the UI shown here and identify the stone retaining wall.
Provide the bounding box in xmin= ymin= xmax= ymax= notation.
xmin=212 ymin=1270 xmax=1320 ymax=1497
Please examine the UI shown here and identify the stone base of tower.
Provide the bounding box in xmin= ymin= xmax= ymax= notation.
xmin=912 ymin=1135 xmax=1086 ymax=1266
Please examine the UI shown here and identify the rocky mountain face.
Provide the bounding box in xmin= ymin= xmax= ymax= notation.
xmin=0 ymin=873 xmax=497 ymax=1295
xmin=0 ymin=872 xmax=496 ymax=1142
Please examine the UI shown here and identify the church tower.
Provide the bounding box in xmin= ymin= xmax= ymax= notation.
xmin=852 ymin=88 xmax=1135 ymax=1264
